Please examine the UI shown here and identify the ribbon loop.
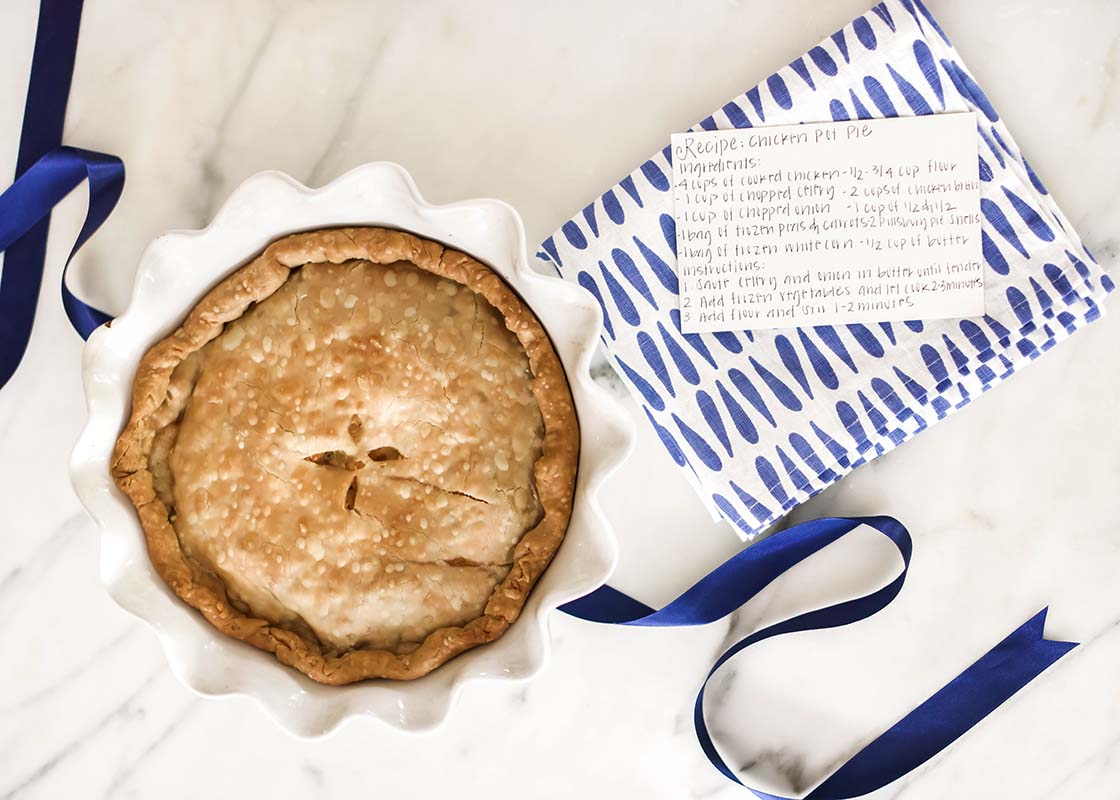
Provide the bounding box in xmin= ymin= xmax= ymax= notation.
xmin=0 ymin=0 xmax=123 ymax=390
xmin=562 ymin=517 xmax=1075 ymax=798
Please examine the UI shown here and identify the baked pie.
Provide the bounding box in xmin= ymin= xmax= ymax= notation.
xmin=111 ymin=227 xmax=579 ymax=684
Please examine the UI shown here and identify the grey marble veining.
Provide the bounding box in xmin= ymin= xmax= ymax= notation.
xmin=1 ymin=1 xmax=1118 ymax=798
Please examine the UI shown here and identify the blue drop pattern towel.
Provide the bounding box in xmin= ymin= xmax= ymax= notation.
xmin=537 ymin=0 xmax=1115 ymax=539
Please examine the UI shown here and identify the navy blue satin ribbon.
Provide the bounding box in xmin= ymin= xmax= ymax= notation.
xmin=0 ymin=0 xmax=123 ymax=389
xmin=2 ymin=5 xmax=1078 ymax=797
xmin=561 ymin=516 xmax=1076 ymax=798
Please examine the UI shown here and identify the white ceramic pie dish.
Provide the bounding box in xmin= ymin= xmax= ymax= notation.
xmin=70 ymin=162 xmax=634 ymax=737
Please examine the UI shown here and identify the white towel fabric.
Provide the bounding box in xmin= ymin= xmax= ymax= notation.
xmin=537 ymin=0 xmax=1114 ymax=539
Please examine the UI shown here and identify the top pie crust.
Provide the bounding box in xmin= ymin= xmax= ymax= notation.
xmin=111 ymin=227 xmax=579 ymax=684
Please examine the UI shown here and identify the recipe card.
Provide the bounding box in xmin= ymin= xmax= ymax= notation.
xmin=670 ymin=113 xmax=982 ymax=333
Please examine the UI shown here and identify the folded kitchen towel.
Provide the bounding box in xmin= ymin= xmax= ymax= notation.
xmin=537 ymin=0 xmax=1115 ymax=539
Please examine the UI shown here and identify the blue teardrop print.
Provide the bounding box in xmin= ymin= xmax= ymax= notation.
xmin=602 ymin=189 xmax=624 ymax=224
xmin=886 ymin=65 xmax=932 ymax=115
xmin=730 ymin=481 xmax=774 ymax=523
xmin=858 ymin=390 xmax=901 ymax=444
xmin=981 ymin=198 xmax=1028 ymax=258
xmin=978 ymin=155 xmax=993 ymax=182
xmin=1006 ymin=286 xmax=1033 ymax=326
xmin=863 ymin=76 xmax=897 ymax=116
xmin=615 ymin=356 xmax=665 ymax=411
xmin=878 ymin=321 xmax=897 ymax=345
xmin=836 ymin=401 xmax=872 ymax=451
xmin=774 ymin=334 xmax=813 ymax=398
xmin=598 ymin=260 xmax=640 ymax=326
xmin=920 ymin=343 xmax=950 ymax=389
xmin=776 ymin=446 xmax=811 ymax=494
xmin=959 ymin=320 xmax=992 ymax=356
xmin=830 ymin=98 xmax=851 ymax=121
xmin=755 ymin=455 xmax=790 ymax=506
xmin=831 ymin=29 xmax=850 ymax=63
xmin=722 ymin=101 xmax=750 ymax=128
xmin=659 ymin=213 xmax=677 ymax=256
xmin=809 ymin=46 xmax=838 ymax=76
xmin=712 ymin=494 xmax=752 ymax=535
xmin=745 ymin=87 xmax=765 ymax=120
xmin=941 ymin=334 xmax=970 ymax=372
xmin=814 ymin=326 xmax=858 ymax=373
xmin=789 ymin=57 xmax=815 ymax=90
xmin=728 ymin=368 xmax=776 ymax=427
xmin=636 ymin=331 xmax=675 ymax=396
xmin=983 ymin=314 xmax=1013 ymax=347
xmin=775 ymin=445 xmax=810 ymax=488
xmin=716 ymin=379 xmax=758 ymax=444
xmin=1065 ymin=250 xmax=1094 ymax=287
xmin=1043 ymin=262 xmax=1073 ymax=300
xmin=871 ymin=377 xmax=910 ymax=419
xmin=1024 ymin=157 xmax=1049 ymax=195
xmin=620 ymin=175 xmax=643 ymax=207
xmin=892 ymin=366 xmax=929 ymax=405
xmin=797 ymin=329 xmax=839 ymax=390
xmin=847 ymin=323 xmax=885 ymax=357
xmin=644 ymin=408 xmax=685 ymax=466
xmin=581 ymin=203 xmax=599 ymax=237
xmin=789 ymin=432 xmax=839 ymax=483
xmin=713 ymin=330 xmax=742 ymax=354
xmin=672 ymin=414 xmax=722 ymax=471
xmin=668 ymin=309 xmax=718 ymax=368
xmin=750 ymin=356 xmax=803 ymax=411
xmin=981 ymin=230 xmax=1009 ymax=275
xmin=697 ymin=389 xmax=732 ymax=457
xmin=640 ymin=159 xmax=670 ymax=192
xmin=1029 ymin=277 xmax=1054 ymax=316
xmin=767 ymin=73 xmax=793 ymax=110
xmin=912 ymin=39 xmax=943 ymax=106
xmin=657 ymin=322 xmax=700 ymax=385
xmin=811 ymin=420 xmax=852 ymax=468
xmin=1002 ymin=187 xmax=1055 ymax=242
xmin=848 ymin=88 xmax=872 ymax=119
xmin=853 ymin=17 xmax=877 ymax=50
xmin=977 ymin=126 xmax=1005 ymax=169
xmin=561 ymin=220 xmax=587 ymax=250
xmin=633 ymin=235 xmax=678 ymax=294
xmin=611 ymin=247 xmax=658 ymax=310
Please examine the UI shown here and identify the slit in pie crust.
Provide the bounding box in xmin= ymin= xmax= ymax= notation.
xmin=111 ymin=227 xmax=580 ymax=684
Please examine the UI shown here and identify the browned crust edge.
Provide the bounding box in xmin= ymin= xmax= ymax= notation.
xmin=110 ymin=227 xmax=580 ymax=684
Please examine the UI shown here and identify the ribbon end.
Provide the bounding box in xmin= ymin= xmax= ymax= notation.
xmin=1030 ymin=606 xmax=1079 ymax=656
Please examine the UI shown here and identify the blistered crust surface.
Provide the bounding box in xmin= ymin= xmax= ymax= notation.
xmin=111 ymin=228 xmax=579 ymax=684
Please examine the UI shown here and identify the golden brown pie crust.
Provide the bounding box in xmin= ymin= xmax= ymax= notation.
xmin=111 ymin=227 xmax=579 ymax=684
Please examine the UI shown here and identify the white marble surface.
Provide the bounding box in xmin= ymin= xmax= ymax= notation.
xmin=1 ymin=1 xmax=1118 ymax=797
